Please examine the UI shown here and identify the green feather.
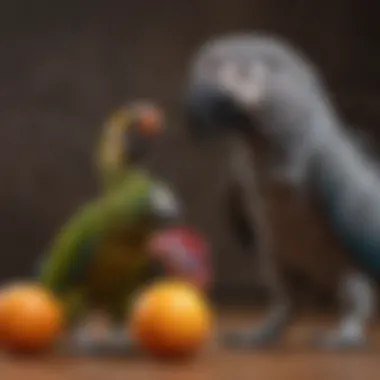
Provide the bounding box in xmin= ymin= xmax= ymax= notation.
xmin=38 ymin=170 xmax=154 ymax=294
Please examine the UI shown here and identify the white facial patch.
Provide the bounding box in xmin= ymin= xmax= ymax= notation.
xmin=217 ymin=61 xmax=266 ymax=108
xmin=151 ymin=185 xmax=180 ymax=219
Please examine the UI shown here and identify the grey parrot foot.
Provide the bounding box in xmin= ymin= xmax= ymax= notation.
xmin=71 ymin=327 xmax=137 ymax=356
xmin=311 ymin=329 xmax=367 ymax=351
xmin=222 ymin=327 xmax=281 ymax=349
xmin=103 ymin=328 xmax=138 ymax=355
xmin=70 ymin=328 xmax=104 ymax=355
xmin=222 ymin=303 xmax=291 ymax=350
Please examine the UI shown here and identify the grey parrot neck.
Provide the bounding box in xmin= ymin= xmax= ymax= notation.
xmin=271 ymin=93 xmax=380 ymax=275
xmin=255 ymin=95 xmax=342 ymax=186
xmin=257 ymin=87 xmax=380 ymax=221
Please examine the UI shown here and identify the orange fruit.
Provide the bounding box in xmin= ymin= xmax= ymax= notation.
xmin=130 ymin=279 xmax=213 ymax=358
xmin=0 ymin=282 xmax=64 ymax=352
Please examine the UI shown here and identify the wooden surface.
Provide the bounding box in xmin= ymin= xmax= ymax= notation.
xmin=3 ymin=311 xmax=380 ymax=380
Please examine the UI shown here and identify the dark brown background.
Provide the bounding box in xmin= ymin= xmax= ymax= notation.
xmin=1 ymin=0 xmax=380 ymax=305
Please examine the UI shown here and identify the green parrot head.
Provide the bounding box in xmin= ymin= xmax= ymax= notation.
xmin=96 ymin=101 xmax=164 ymax=186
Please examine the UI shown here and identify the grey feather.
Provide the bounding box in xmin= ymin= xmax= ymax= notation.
xmin=186 ymin=32 xmax=378 ymax=350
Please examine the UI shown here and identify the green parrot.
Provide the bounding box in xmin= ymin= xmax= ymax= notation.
xmin=36 ymin=102 xmax=205 ymax=354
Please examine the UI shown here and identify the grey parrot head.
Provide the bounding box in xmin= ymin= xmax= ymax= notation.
xmin=185 ymin=33 xmax=325 ymax=144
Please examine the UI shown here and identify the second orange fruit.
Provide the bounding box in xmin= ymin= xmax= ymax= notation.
xmin=0 ymin=282 xmax=64 ymax=352
xmin=130 ymin=280 xmax=213 ymax=358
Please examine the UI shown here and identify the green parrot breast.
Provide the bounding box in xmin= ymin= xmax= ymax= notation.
xmin=85 ymin=218 xmax=155 ymax=306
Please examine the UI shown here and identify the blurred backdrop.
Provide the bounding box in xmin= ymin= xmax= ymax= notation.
xmin=1 ymin=0 xmax=380 ymax=307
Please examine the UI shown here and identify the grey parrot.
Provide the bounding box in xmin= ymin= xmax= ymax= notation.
xmin=184 ymin=32 xmax=378 ymax=350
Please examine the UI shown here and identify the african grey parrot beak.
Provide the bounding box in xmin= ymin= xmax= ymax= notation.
xmin=185 ymin=82 xmax=250 ymax=141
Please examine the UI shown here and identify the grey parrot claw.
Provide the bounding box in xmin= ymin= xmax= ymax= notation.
xmin=222 ymin=329 xmax=280 ymax=349
xmin=311 ymin=331 xmax=367 ymax=351
xmin=71 ymin=328 xmax=138 ymax=356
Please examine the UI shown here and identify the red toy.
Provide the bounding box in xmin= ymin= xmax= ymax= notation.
xmin=148 ymin=227 xmax=212 ymax=291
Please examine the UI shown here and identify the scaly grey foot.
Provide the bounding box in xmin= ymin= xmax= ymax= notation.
xmin=222 ymin=302 xmax=291 ymax=350
xmin=70 ymin=326 xmax=137 ymax=356
xmin=222 ymin=326 xmax=282 ymax=349
xmin=312 ymin=272 xmax=375 ymax=351
xmin=311 ymin=325 xmax=367 ymax=350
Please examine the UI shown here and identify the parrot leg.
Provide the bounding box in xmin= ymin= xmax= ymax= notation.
xmin=68 ymin=318 xmax=136 ymax=356
xmin=312 ymin=271 xmax=376 ymax=350
xmin=68 ymin=311 xmax=111 ymax=355
xmin=73 ymin=298 xmax=138 ymax=356
xmin=223 ymin=137 xmax=292 ymax=349
xmin=55 ymin=291 xmax=107 ymax=355
xmin=57 ymin=292 xmax=125 ymax=356
xmin=223 ymin=294 xmax=291 ymax=348
xmin=104 ymin=296 xmax=139 ymax=355
xmin=102 ymin=325 xmax=137 ymax=354
xmin=70 ymin=319 xmax=105 ymax=354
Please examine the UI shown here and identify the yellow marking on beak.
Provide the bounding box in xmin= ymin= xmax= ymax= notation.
xmin=109 ymin=109 xmax=133 ymax=131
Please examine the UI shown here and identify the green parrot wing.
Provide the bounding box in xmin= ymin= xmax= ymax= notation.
xmin=38 ymin=171 xmax=154 ymax=294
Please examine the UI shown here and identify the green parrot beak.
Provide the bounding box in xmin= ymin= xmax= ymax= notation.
xmin=126 ymin=127 xmax=150 ymax=163
xmin=126 ymin=105 xmax=164 ymax=164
